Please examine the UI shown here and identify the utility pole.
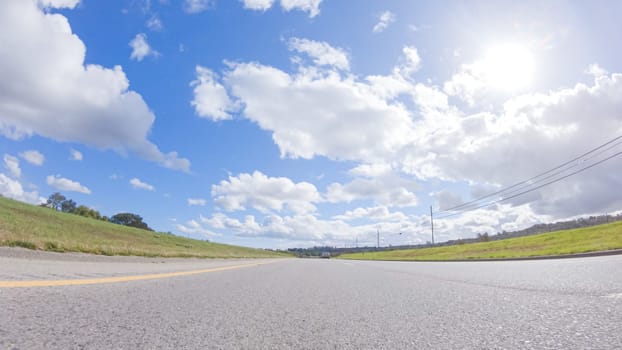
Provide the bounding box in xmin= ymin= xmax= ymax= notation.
xmin=430 ymin=205 xmax=435 ymax=245
xmin=377 ymin=229 xmax=380 ymax=249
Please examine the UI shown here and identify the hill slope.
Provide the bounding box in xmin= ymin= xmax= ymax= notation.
xmin=0 ymin=196 xmax=288 ymax=258
xmin=340 ymin=220 xmax=622 ymax=261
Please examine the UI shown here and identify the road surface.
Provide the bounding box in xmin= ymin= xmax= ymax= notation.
xmin=1 ymin=248 xmax=621 ymax=349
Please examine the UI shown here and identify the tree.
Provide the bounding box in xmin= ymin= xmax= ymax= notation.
xmin=60 ymin=199 xmax=77 ymax=213
xmin=477 ymin=232 xmax=490 ymax=242
xmin=74 ymin=205 xmax=101 ymax=220
xmin=46 ymin=192 xmax=66 ymax=211
xmin=110 ymin=213 xmax=152 ymax=231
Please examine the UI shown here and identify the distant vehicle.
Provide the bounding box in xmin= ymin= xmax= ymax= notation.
xmin=320 ymin=251 xmax=331 ymax=259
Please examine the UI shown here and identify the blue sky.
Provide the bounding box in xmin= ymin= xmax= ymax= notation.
xmin=1 ymin=0 xmax=622 ymax=249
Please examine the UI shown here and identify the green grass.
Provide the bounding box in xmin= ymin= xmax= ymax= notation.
xmin=339 ymin=220 xmax=622 ymax=261
xmin=0 ymin=196 xmax=290 ymax=258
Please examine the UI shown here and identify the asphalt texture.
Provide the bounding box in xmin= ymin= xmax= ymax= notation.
xmin=1 ymin=249 xmax=622 ymax=349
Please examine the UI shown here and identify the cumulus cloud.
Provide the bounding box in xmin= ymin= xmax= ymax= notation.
xmin=211 ymin=171 xmax=321 ymax=214
xmin=0 ymin=173 xmax=44 ymax=204
xmin=181 ymin=210 xmax=423 ymax=247
xmin=129 ymin=33 xmax=158 ymax=61
xmin=191 ymin=66 xmax=236 ymax=121
xmin=176 ymin=219 xmax=220 ymax=237
xmin=442 ymin=65 xmax=488 ymax=107
xmin=0 ymin=1 xmax=189 ymax=172
xmin=196 ymin=212 xmax=350 ymax=241
xmin=158 ymin=202 xmax=552 ymax=245
xmin=239 ymin=0 xmax=321 ymax=16
xmin=288 ymin=37 xmax=349 ymax=71
xmin=434 ymin=190 xmax=465 ymax=212
xmin=348 ymin=163 xmax=392 ymax=178
xmin=19 ymin=150 xmax=45 ymax=166
xmin=241 ymin=0 xmax=275 ymax=11
xmin=3 ymin=154 xmax=21 ymax=178
xmin=373 ymin=11 xmax=396 ymax=33
xmin=196 ymin=40 xmax=422 ymax=163
xmin=188 ymin=198 xmax=207 ymax=206
xmin=130 ymin=177 xmax=155 ymax=191
xmin=223 ymin=61 xmax=415 ymax=162
xmin=586 ymin=63 xmax=607 ymax=78
xmin=194 ymin=35 xmax=622 ymax=241
xmin=46 ymin=175 xmax=91 ymax=194
xmin=408 ymin=72 xmax=622 ymax=218
xmin=280 ymin=0 xmax=322 ymax=17
xmin=394 ymin=46 xmax=421 ymax=78
xmin=326 ymin=175 xmax=418 ymax=207
xmin=70 ymin=149 xmax=83 ymax=161
xmin=183 ymin=0 xmax=211 ymax=13
xmin=38 ymin=0 xmax=80 ymax=9
xmin=182 ymin=198 xmax=551 ymax=247
xmin=333 ymin=206 xmax=408 ymax=222
xmin=146 ymin=14 xmax=163 ymax=31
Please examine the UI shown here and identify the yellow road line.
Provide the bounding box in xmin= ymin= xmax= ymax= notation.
xmin=0 ymin=261 xmax=271 ymax=288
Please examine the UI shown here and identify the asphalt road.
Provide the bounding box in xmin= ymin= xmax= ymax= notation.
xmin=1 ymin=249 xmax=622 ymax=349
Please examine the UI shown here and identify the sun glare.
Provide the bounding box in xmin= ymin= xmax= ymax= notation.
xmin=481 ymin=44 xmax=534 ymax=91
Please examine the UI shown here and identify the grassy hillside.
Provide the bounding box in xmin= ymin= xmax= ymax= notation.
xmin=0 ymin=196 xmax=289 ymax=258
xmin=340 ymin=220 xmax=622 ymax=261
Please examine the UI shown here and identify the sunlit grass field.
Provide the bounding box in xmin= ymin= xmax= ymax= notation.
xmin=340 ymin=220 xmax=622 ymax=261
xmin=0 ymin=196 xmax=289 ymax=258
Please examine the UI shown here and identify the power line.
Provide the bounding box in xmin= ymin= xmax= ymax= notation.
xmin=436 ymin=150 xmax=622 ymax=219
xmin=439 ymin=134 xmax=622 ymax=214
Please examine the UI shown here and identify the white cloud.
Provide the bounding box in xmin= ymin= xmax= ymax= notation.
xmin=333 ymin=206 xmax=408 ymax=222
xmin=0 ymin=173 xmax=44 ymax=204
xmin=190 ymin=66 xmax=236 ymax=121
xmin=188 ymin=211 xmax=419 ymax=246
xmin=348 ymin=163 xmax=392 ymax=178
xmin=38 ymin=0 xmax=80 ymax=9
xmin=188 ymin=198 xmax=207 ymax=206
xmin=408 ymin=72 xmax=622 ymax=218
xmin=443 ymin=45 xmax=534 ymax=106
xmin=393 ymin=46 xmax=421 ymax=77
xmin=186 ymin=203 xmax=552 ymax=247
xmin=70 ymin=149 xmax=83 ymax=161
xmin=19 ymin=150 xmax=45 ymax=166
xmin=434 ymin=190 xmax=465 ymax=212
xmin=146 ymin=14 xmax=163 ymax=31
xmin=3 ymin=154 xmax=21 ymax=178
xmin=198 ymin=35 xmax=622 ymax=231
xmin=326 ymin=176 xmax=418 ymax=207
xmin=241 ymin=0 xmax=275 ymax=11
xmin=183 ymin=0 xmax=211 ymax=13
xmin=288 ymin=37 xmax=349 ymax=71
xmin=129 ymin=33 xmax=158 ymax=61
xmin=0 ymin=1 xmax=189 ymax=172
xmin=585 ymin=63 xmax=607 ymax=78
xmin=240 ymin=0 xmax=321 ymax=17
xmin=130 ymin=177 xmax=155 ymax=191
xmin=197 ymin=42 xmax=422 ymax=164
xmin=223 ymin=60 xmax=416 ymax=162
xmin=443 ymin=64 xmax=488 ymax=106
xmin=280 ymin=0 xmax=322 ymax=18
xmin=46 ymin=175 xmax=91 ymax=194
xmin=176 ymin=219 xmax=220 ymax=237
xmin=211 ymin=171 xmax=321 ymax=214
xmin=373 ymin=11 xmax=396 ymax=33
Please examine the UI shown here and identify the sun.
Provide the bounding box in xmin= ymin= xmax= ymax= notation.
xmin=480 ymin=44 xmax=534 ymax=91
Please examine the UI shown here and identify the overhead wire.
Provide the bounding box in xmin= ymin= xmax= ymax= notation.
xmin=440 ymin=134 xmax=622 ymax=213
xmin=435 ymin=134 xmax=622 ymax=219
